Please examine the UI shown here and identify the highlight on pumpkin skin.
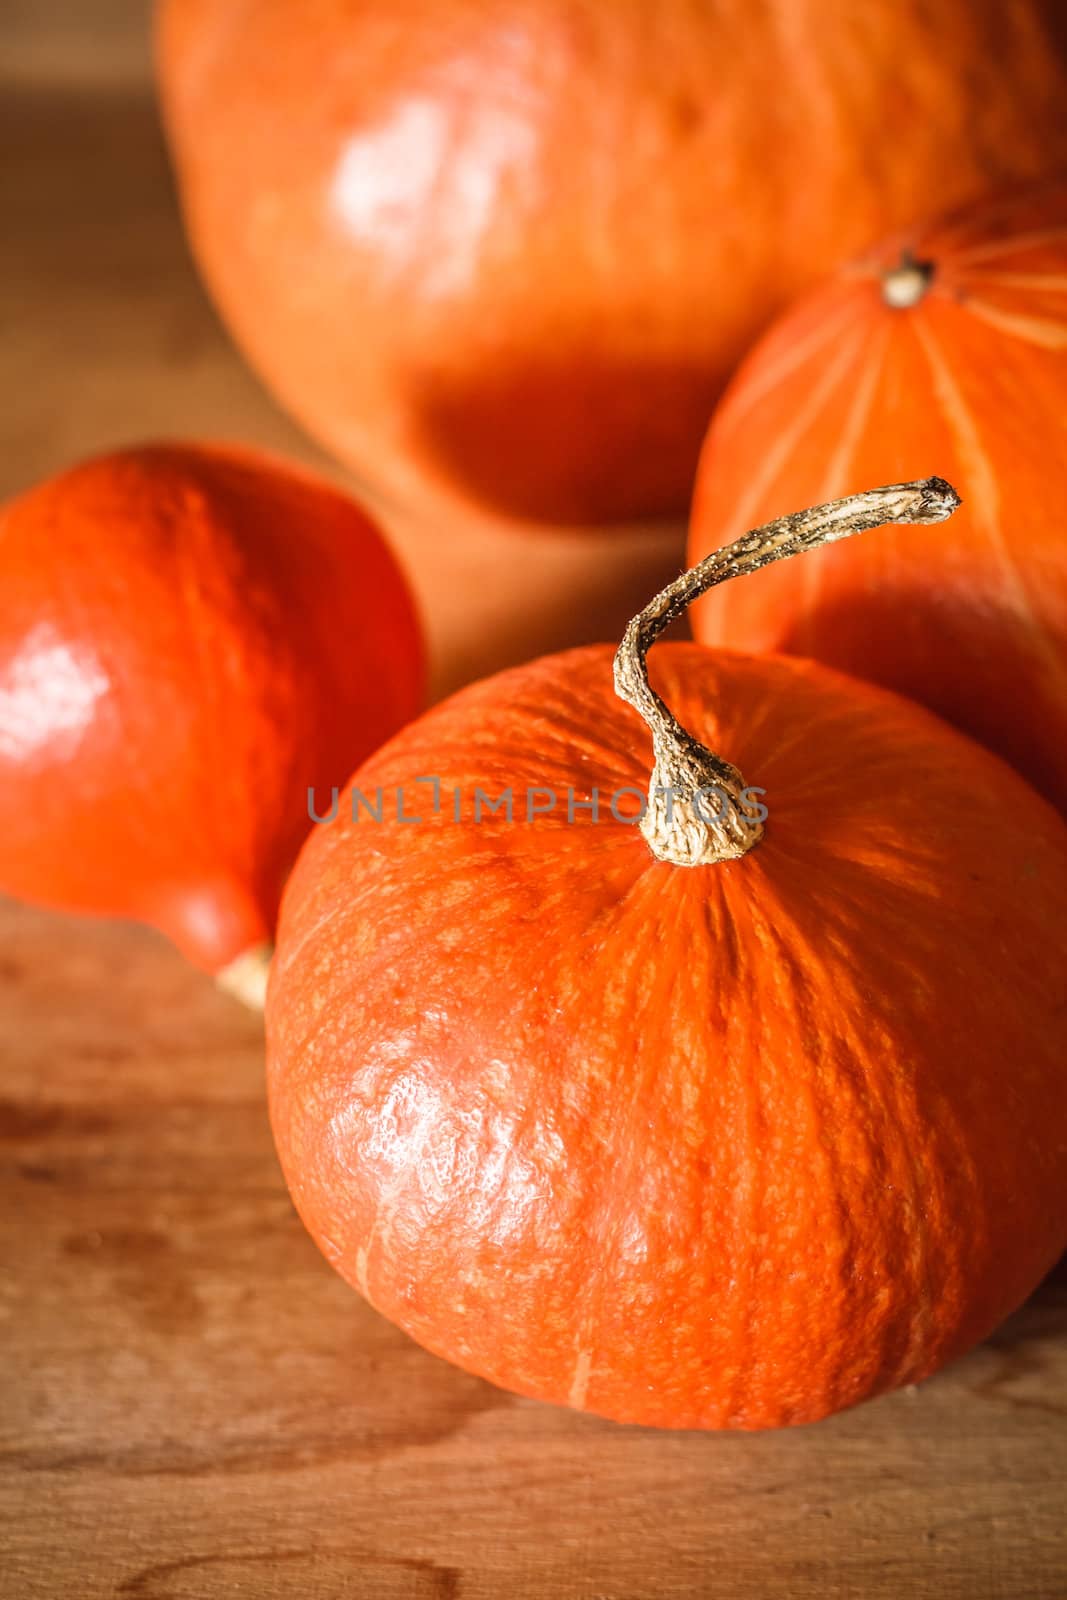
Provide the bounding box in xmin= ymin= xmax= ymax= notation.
xmin=615 ymin=476 xmax=961 ymax=867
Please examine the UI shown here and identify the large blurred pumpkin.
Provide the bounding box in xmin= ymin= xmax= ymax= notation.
xmin=157 ymin=0 xmax=1067 ymax=529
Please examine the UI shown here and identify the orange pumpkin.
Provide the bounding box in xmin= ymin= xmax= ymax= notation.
xmin=157 ymin=0 xmax=1067 ymax=530
xmin=689 ymin=182 xmax=1067 ymax=811
xmin=267 ymin=482 xmax=1067 ymax=1429
xmin=0 ymin=444 xmax=423 ymax=997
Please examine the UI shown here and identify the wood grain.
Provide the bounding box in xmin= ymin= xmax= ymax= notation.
xmin=1 ymin=900 xmax=1065 ymax=1600
xmin=1 ymin=9 xmax=1066 ymax=1598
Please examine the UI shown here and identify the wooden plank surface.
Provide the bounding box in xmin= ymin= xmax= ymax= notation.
xmin=2 ymin=10 xmax=1066 ymax=1598
xmin=1 ymin=899 xmax=1065 ymax=1599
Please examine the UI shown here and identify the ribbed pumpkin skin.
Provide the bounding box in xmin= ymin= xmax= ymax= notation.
xmin=689 ymin=184 xmax=1067 ymax=811
xmin=0 ymin=444 xmax=423 ymax=973
xmin=267 ymin=643 xmax=1067 ymax=1430
xmin=157 ymin=0 xmax=1067 ymax=529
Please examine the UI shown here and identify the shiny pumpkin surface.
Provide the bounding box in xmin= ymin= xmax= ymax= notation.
xmin=689 ymin=183 xmax=1067 ymax=811
xmin=0 ymin=443 xmax=423 ymax=972
xmin=158 ymin=0 xmax=1067 ymax=529
xmin=267 ymin=643 xmax=1067 ymax=1429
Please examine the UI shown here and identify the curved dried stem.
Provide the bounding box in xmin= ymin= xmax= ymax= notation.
xmin=613 ymin=477 xmax=961 ymax=867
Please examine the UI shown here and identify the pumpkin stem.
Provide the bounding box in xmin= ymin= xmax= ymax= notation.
xmin=882 ymin=251 xmax=935 ymax=309
xmin=215 ymin=942 xmax=273 ymax=1010
xmin=613 ymin=477 xmax=961 ymax=867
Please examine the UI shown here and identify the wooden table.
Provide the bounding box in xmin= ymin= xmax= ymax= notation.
xmin=2 ymin=899 xmax=1065 ymax=1599
xmin=2 ymin=10 xmax=1066 ymax=1597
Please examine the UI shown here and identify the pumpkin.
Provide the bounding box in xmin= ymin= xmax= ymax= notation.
xmin=0 ymin=443 xmax=423 ymax=1001
xmin=157 ymin=0 xmax=1067 ymax=531
xmin=688 ymin=181 xmax=1067 ymax=812
xmin=266 ymin=480 xmax=1067 ymax=1430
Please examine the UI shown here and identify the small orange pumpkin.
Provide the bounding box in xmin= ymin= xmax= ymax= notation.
xmin=267 ymin=481 xmax=1067 ymax=1429
xmin=0 ymin=443 xmax=423 ymax=997
xmin=689 ymin=182 xmax=1067 ymax=811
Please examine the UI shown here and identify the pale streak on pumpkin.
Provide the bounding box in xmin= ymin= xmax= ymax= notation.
xmin=963 ymin=270 xmax=1067 ymax=292
xmin=957 ymin=299 xmax=1067 ymax=351
xmin=912 ymin=316 xmax=1061 ymax=677
xmin=949 ymin=224 xmax=1067 ymax=266
xmin=712 ymin=329 xmax=868 ymax=549
xmin=355 ymin=1196 xmax=397 ymax=1307
xmin=722 ymin=296 xmax=862 ymax=424
xmin=815 ymin=325 xmax=890 ymax=506
xmin=328 ymin=1086 xmax=408 ymax=1303
xmin=695 ymin=325 xmax=867 ymax=651
xmin=803 ymin=321 xmax=892 ymax=654
xmin=568 ymin=1347 xmax=593 ymax=1411
xmin=273 ymin=894 xmax=358 ymax=985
